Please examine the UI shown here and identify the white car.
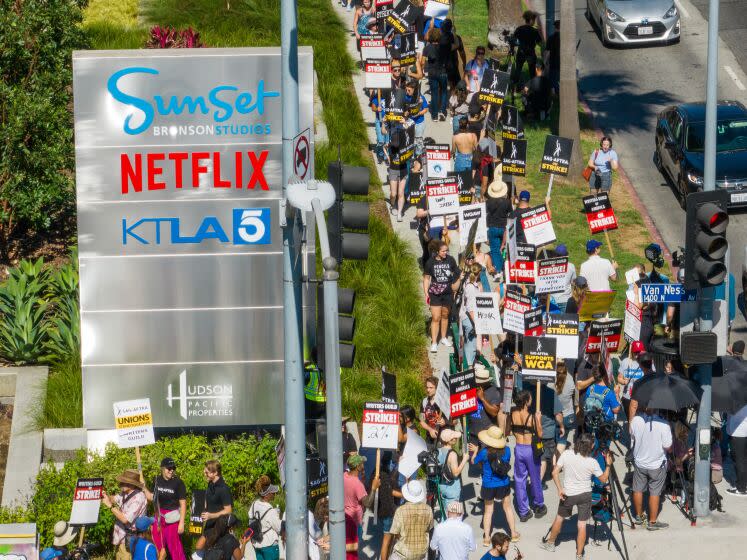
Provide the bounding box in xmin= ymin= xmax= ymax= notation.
xmin=586 ymin=0 xmax=681 ymax=46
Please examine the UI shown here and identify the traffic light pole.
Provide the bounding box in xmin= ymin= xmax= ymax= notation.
xmin=694 ymin=0 xmax=719 ymax=518
xmin=311 ymin=199 xmax=346 ymax=560
xmin=281 ymin=0 xmax=308 ymax=554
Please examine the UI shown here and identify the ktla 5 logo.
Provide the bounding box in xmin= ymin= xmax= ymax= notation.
xmin=122 ymin=208 xmax=271 ymax=245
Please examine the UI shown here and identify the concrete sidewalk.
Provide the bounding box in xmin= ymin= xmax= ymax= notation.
xmin=331 ymin=3 xmax=747 ymax=559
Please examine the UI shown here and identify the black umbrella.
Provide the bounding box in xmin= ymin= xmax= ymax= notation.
xmin=631 ymin=373 xmax=700 ymax=411
xmin=712 ymin=358 xmax=747 ymax=414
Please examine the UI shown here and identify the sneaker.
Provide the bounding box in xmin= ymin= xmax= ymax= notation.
xmin=493 ymin=272 xmax=504 ymax=283
xmin=519 ymin=510 xmax=533 ymax=522
xmin=439 ymin=113 xmax=447 ymax=122
xmin=726 ymin=487 xmax=747 ymax=496
xmin=539 ymin=538 xmax=555 ymax=552
xmin=576 ymin=554 xmax=584 ymax=560
xmin=440 ymin=337 xmax=453 ymax=347
xmin=647 ymin=520 xmax=669 ymax=531
xmin=533 ymin=504 xmax=548 ymax=518
xmin=430 ymin=343 xmax=438 ymax=353
xmin=397 ymin=212 xmax=403 ymax=222
xmin=631 ymin=514 xmax=646 ymax=525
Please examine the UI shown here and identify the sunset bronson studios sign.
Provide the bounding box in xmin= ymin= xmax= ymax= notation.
xmin=73 ymin=48 xmax=315 ymax=429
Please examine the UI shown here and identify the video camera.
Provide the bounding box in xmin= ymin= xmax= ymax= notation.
xmin=584 ymin=410 xmax=622 ymax=449
xmin=417 ymin=450 xmax=441 ymax=479
xmin=61 ymin=542 xmax=102 ymax=560
xmin=501 ymin=29 xmax=520 ymax=51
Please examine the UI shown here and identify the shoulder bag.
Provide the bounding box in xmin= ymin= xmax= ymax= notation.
xmin=582 ymin=149 xmax=598 ymax=182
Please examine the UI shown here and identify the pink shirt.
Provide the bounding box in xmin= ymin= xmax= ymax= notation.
xmin=343 ymin=472 xmax=367 ymax=527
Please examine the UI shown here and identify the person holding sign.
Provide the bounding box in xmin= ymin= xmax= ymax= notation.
xmin=468 ymin=427 xmax=519 ymax=545
xmin=579 ymin=240 xmax=617 ymax=292
xmin=508 ymin=390 xmax=547 ymax=521
xmin=353 ymin=0 xmax=376 ymax=40
xmin=102 ymin=469 xmax=147 ymax=560
xmin=485 ymin=179 xmax=511 ymax=281
xmin=586 ymin=136 xmax=619 ymax=194
xmin=143 ymin=458 xmax=186 ymax=560
xmin=404 ymin=80 xmax=429 ymax=156
xmin=194 ymin=461 xmax=233 ymax=558
xmin=438 ymin=429 xmax=470 ymax=508
xmin=424 ymin=241 xmax=463 ymax=352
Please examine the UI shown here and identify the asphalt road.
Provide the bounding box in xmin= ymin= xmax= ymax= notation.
xmin=540 ymin=0 xmax=747 ymax=337
xmin=690 ymin=0 xmax=747 ymax=77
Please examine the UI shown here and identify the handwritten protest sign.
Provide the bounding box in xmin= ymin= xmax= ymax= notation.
xmin=362 ymin=402 xmax=400 ymax=450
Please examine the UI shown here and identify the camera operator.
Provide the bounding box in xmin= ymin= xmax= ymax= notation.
xmin=630 ymin=408 xmax=673 ymax=530
xmin=539 ymin=433 xmax=612 ymax=557
xmin=510 ymin=11 xmax=543 ymax=88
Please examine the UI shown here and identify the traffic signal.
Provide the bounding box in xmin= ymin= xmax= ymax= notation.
xmin=316 ymin=285 xmax=357 ymax=372
xmin=327 ymin=162 xmax=370 ymax=264
xmin=683 ymin=190 xmax=729 ymax=289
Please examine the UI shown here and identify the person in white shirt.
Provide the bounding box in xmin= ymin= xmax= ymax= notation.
xmin=727 ymin=401 xmax=747 ymax=496
xmin=579 ymin=239 xmax=617 ymax=292
xmin=460 ymin=262 xmax=482 ymax=367
xmin=539 ymin=433 xmax=611 ymax=559
xmin=630 ymin=410 xmax=673 ymax=529
xmin=249 ymin=476 xmax=282 ymax=560
xmin=429 ymin=501 xmax=475 ymax=560
xmin=552 ymin=244 xmax=576 ymax=312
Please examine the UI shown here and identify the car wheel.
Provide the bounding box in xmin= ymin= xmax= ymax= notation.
xmin=677 ymin=176 xmax=688 ymax=209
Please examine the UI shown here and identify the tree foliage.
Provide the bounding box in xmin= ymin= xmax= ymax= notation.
xmin=0 ymin=0 xmax=89 ymax=261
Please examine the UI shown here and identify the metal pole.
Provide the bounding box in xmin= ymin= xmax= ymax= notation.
xmin=545 ymin=0 xmax=555 ymax=42
xmin=281 ymin=0 xmax=308 ymax=553
xmin=694 ymin=0 xmax=719 ymax=518
xmin=312 ymin=199 xmax=345 ymax=560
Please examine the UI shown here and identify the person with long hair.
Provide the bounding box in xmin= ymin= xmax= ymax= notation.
xmin=468 ymin=427 xmax=519 ymax=545
xmin=144 ymin=458 xmax=186 ymax=560
xmin=460 ymin=262 xmax=483 ymax=366
xmin=539 ymin=434 xmax=612 ymax=558
xmin=353 ymin=0 xmax=376 ymax=41
xmin=508 ymin=390 xmax=547 ymax=521
xmin=249 ymin=476 xmax=282 ymax=560
xmin=423 ymin=241 xmax=463 ymax=353
xmin=563 ymin=276 xmax=588 ymax=315
xmin=203 ymin=515 xmax=247 ymax=560
xmin=553 ymin=363 xmax=576 ymax=456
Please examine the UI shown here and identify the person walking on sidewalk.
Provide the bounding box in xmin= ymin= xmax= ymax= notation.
xmin=484 ymin=179 xmax=511 ymax=281
xmin=423 ymin=241 xmax=462 ymax=353
xmin=381 ymin=480 xmax=434 ymax=560
xmin=430 ymin=502 xmax=475 ymax=560
xmin=727 ymin=402 xmax=747 ymax=496
xmin=469 ymin=427 xmax=519 ymax=545
xmin=508 ymin=390 xmax=547 ymax=522
xmin=579 ymin=239 xmax=617 ymax=292
xmin=587 ymin=136 xmax=619 ymax=194
xmin=539 ymin=433 xmax=612 ymax=560
xmin=421 ymin=28 xmax=449 ymax=121
xmin=452 ymin=118 xmax=478 ymax=172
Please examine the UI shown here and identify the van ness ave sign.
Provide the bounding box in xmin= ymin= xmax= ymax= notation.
xmin=73 ymin=48 xmax=315 ymax=429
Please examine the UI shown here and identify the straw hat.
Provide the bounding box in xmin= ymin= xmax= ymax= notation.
xmin=53 ymin=521 xmax=77 ymax=547
xmin=487 ymin=179 xmax=508 ymax=198
xmin=116 ymin=469 xmax=144 ymax=489
xmin=402 ymin=480 xmax=426 ymax=503
xmin=478 ymin=426 xmax=507 ymax=449
xmin=474 ymin=363 xmax=491 ymax=384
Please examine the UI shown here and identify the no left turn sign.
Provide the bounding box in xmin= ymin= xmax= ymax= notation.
xmin=293 ymin=128 xmax=312 ymax=180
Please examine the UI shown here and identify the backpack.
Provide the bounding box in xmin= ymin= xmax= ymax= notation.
xmin=584 ymin=384 xmax=610 ymax=416
xmin=204 ymin=543 xmax=226 ymax=560
xmin=440 ymin=450 xmax=455 ymax=483
xmin=489 ymin=450 xmax=510 ymax=478
xmin=247 ymin=503 xmax=272 ymax=544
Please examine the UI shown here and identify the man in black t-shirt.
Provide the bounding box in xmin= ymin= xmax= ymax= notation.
xmin=144 ymin=457 xmax=187 ymax=560
xmin=545 ymin=20 xmax=560 ymax=92
xmin=511 ymin=11 xmax=543 ymax=87
xmin=522 ymin=61 xmax=552 ymax=119
xmin=194 ymin=460 xmax=233 ymax=556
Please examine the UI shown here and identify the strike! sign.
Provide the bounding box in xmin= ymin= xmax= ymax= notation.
xmin=427 ymin=177 xmax=459 ymax=216
xmin=449 ymin=369 xmax=478 ymax=417
xmin=503 ymin=291 xmax=531 ymax=333
xmin=474 ymin=293 xmax=503 ymax=335
xmin=585 ymin=319 xmax=623 ymax=353
xmin=70 ymin=478 xmax=104 ymax=525
xmin=392 ymin=32 xmax=417 ymax=65
xmin=545 ymin=314 xmax=580 ymax=360
xmin=114 ymin=398 xmax=155 ymax=448
xmin=522 ymin=337 xmax=557 ymax=382
xmin=407 ymin=171 xmax=427 ymax=206
xmin=583 ymin=193 xmax=618 ymax=234
xmin=524 ymin=307 xmax=544 ymax=336
xmin=364 ymin=59 xmax=392 ymax=89
xmin=426 ymin=144 xmax=452 ymax=178
xmin=508 ymin=243 xmax=536 ymax=284
xmin=535 ymin=257 xmax=568 ymax=294
xmin=502 ymin=138 xmax=527 ymax=176
xmin=540 ymin=135 xmax=573 ymax=176
xmin=624 ymin=299 xmax=643 ymax=342
xmin=450 ymin=170 xmax=474 ymax=205
xmin=360 ymin=35 xmax=388 ymax=60
xmin=386 ymin=0 xmax=417 ymax=33
xmin=478 ymin=68 xmax=510 ymax=106
xmin=501 ymin=105 xmax=524 ymax=140
xmin=520 ymin=204 xmax=556 ymax=247
xmin=361 ymin=402 xmax=400 ymax=450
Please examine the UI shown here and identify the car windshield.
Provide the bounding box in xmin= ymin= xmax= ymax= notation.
xmin=686 ymin=118 xmax=747 ymax=152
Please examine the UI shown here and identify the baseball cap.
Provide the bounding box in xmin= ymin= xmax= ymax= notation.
xmin=519 ymin=190 xmax=531 ymax=201
xmin=135 ymin=517 xmax=154 ymax=532
xmin=555 ymin=243 xmax=568 ymax=256
xmin=730 ymin=340 xmax=745 ymax=355
xmin=347 ymin=454 xmax=367 ymax=469
xmin=574 ymin=276 xmax=588 ymax=288
xmin=456 ymin=80 xmax=467 ymax=91
xmin=586 ymin=239 xmax=603 ymax=252
xmin=447 ymin=501 xmax=464 ymax=515
xmin=160 ymin=457 xmax=176 ymax=469
xmin=631 ymin=341 xmax=645 ymax=354
xmin=440 ymin=428 xmax=462 ymax=443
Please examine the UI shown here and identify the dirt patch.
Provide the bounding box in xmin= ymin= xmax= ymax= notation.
xmin=0 ymin=403 xmax=14 ymax=504
xmin=0 ymin=212 xmax=75 ymax=278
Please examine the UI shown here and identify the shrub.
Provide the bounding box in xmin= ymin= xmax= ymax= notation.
xmin=4 ymin=434 xmax=280 ymax=549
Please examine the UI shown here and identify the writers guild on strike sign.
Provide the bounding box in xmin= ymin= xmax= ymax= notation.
xmin=70 ymin=478 xmax=105 ymax=525
xmin=535 ymin=257 xmax=569 ymax=294
xmin=520 ymin=204 xmax=556 ymax=247
xmin=523 ymin=307 xmax=544 ymax=337
xmin=502 ymin=292 xmax=531 ymax=334
xmin=361 ymin=401 xmax=400 ymax=450
xmin=449 ymin=369 xmax=478 ymax=417
xmin=427 ymin=177 xmax=460 ymax=216
xmin=522 ymin=337 xmax=557 ymax=382
xmin=585 ymin=319 xmax=623 ymax=353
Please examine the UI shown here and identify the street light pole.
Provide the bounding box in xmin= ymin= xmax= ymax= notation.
xmin=281 ymin=0 xmax=308 ymax=553
xmin=694 ymin=0 xmax=720 ymax=518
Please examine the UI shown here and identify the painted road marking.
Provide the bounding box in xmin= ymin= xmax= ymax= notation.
xmin=724 ymin=65 xmax=747 ymax=91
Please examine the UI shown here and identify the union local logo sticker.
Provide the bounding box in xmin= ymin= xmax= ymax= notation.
xmin=167 ymin=370 xmax=233 ymax=420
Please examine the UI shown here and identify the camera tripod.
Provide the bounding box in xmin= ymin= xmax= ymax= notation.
xmin=591 ymin=461 xmax=633 ymax=560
